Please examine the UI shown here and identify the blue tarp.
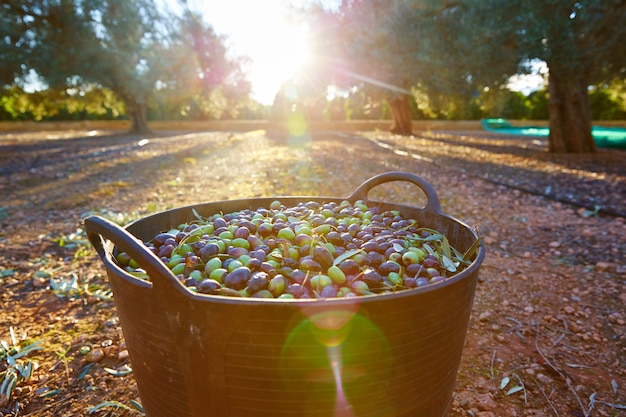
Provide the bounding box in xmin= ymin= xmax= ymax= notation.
xmin=481 ymin=118 xmax=626 ymax=150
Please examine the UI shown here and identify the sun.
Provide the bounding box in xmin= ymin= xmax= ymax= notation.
xmin=167 ymin=0 xmax=313 ymax=104
xmin=238 ymin=12 xmax=311 ymax=104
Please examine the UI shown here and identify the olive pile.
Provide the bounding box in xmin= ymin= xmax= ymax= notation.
xmin=117 ymin=200 xmax=475 ymax=299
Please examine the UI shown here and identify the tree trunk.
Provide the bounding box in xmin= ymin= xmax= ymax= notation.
xmin=388 ymin=95 xmax=413 ymax=135
xmin=127 ymin=100 xmax=151 ymax=134
xmin=547 ymin=71 xmax=596 ymax=153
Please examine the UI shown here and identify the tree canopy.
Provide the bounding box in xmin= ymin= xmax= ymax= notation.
xmin=302 ymin=0 xmax=626 ymax=152
xmin=1 ymin=0 xmax=250 ymax=132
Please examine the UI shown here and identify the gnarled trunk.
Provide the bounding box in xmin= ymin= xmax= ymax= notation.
xmin=547 ymin=71 xmax=596 ymax=153
xmin=388 ymin=95 xmax=413 ymax=135
xmin=127 ymin=100 xmax=151 ymax=134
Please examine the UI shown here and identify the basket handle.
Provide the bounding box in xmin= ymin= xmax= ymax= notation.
xmin=84 ymin=215 xmax=178 ymax=289
xmin=347 ymin=171 xmax=442 ymax=214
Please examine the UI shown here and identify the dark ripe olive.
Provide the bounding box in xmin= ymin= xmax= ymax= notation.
xmin=416 ymin=277 xmax=430 ymax=287
xmin=158 ymin=244 xmax=174 ymax=258
xmin=198 ymin=279 xmax=221 ymax=294
xmin=153 ymin=232 xmax=177 ymax=247
xmin=310 ymin=215 xmax=325 ymax=227
xmin=361 ymin=269 xmax=383 ymax=288
xmin=338 ymin=259 xmax=360 ymax=276
xmin=214 ymin=226 xmax=228 ymax=235
xmin=313 ymin=246 xmax=333 ymax=270
xmin=300 ymin=256 xmax=322 ymax=272
xmin=224 ymin=266 xmax=251 ymax=290
xmin=255 ymin=244 xmax=271 ymax=254
xmin=247 ymin=258 xmax=262 ymax=271
xmin=347 ymin=223 xmax=360 ymax=235
xmin=259 ymin=262 xmax=277 ymax=277
xmin=361 ymin=240 xmax=380 ymax=253
xmin=247 ymin=234 xmax=263 ymax=249
xmin=371 ymin=214 xmax=383 ymax=222
xmin=289 ymin=269 xmax=307 ymax=284
xmin=198 ymin=242 xmax=221 ymax=262
xmin=340 ymin=233 xmax=353 ymax=246
xmin=406 ymin=263 xmax=426 ymax=277
xmin=384 ymin=247 xmax=398 ymax=259
xmin=184 ymin=277 xmax=197 ymax=287
xmin=227 ymin=246 xmax=249 ymax=259
xmin=305 ymin=201 xmax=321 ymax=210
xmin=298 ymin=244 xmax=311 ymax=258
xmin=319 ymin=285 xmax=338 ymax=298
xmin=377 ymin=241 xmax=391 ymax=253
xmin=238 ymin=220 xmax=257 ymax=234
xmin=286 ymin=283 xmax=305 ymax=298
xmin=246 ymin=271 xmax=270 ymax=294
xmin=295 ymin=234 xmax=313 ymax=247
xmin=213 ymin=217 xmax=228 ymax=229
xmin=249 ymin=249 xmax=267 ymax=262
xmin=326 ymin=231 xmax=342 ymax=245
xmin=324 ymin=217 xmax=338 ymax=227
xmin=272 ymin=222 xmax=288 ymax=234
xmin=366 ymin=252 xmax=385 ymax=267
xmin=264 ymin=238 xmax=278 ymax=251
xmin=282 ymin=257 xmax=299 ymax=269
xmin=378 ymin=261 xmax=401 ymax=276
xmin=390 ymin=238 xmax=406 ymax=248
xmin=403 ymin=277 xmax=417 ymax=288
xmin=423 ymin=255 xmax=441 ymax=269
xmin=234 ymin=227 xmax=250 ymax=239
xmin=164 ymin=237 xmax=178 ymax=247
xmin=257 ymin=222 xmax=273 ymax=238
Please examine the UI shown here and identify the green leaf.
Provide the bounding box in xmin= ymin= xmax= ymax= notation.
xmin=506 ymin=386 xmax=523 ymax=395
xmin=441 ymin=255 xmax=457 ymax=273
xmin=0 ymin=269 xmax=15 ymax=278
xmin=87 ymin=401 xmax=134 ymax=414
xmin=103 ymin=365 xmax=133 ymax=377
xmin=333 ymin=248 xmax=363 ymax=266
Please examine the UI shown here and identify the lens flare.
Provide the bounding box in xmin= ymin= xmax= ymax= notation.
xmin=280 ymin=306 xmax=394 ymax=416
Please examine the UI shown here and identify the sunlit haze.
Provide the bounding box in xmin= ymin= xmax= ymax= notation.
xmin=171 ymin=0 xmax=313 ymax=105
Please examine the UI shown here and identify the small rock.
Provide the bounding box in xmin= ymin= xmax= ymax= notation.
xmin=581 ymin=228 xmax=594 ymax=237
xmin=118 ymin=349 xmax=129 ymax=361
xmin=595 ymin=261 xmax=611 ymax=271
xmin=477 ymin=412 xmax=496 ymax=417
xmin=524 ymin=306 xmax=534 ymax=313
xmin=549 ymin=241 xmax=560 ymax=248
xmin=475 ymin=393 xmax=497 ymax=411
xmin=86 ymin=347 xmax=104 ymax=363
xmin=479 ymin=311 xmax=492 ymax=321
xmin=537 ymin=373 xmax=552 ymax=384
xmin=563 ymin=306 xmax=576 ymax=315
xmin=103 ymin=345 xmax=118 ymax=357
xmin=32 ymin=277 xmax=47 ymax=288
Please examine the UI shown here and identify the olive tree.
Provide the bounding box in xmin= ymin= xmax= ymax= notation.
xmin=2 ymin=0 xmax=247 ymax=133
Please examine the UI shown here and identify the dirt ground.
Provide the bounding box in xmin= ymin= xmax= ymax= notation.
xmin=0 ymin=128 xmax=625 ymax=417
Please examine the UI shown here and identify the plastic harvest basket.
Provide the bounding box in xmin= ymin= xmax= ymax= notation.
xmin=85 ymin=172 xmax=485 ymax=417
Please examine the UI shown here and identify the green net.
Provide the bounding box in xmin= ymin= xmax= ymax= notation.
xmin=481 ymin=118 xmax=626 ymax=150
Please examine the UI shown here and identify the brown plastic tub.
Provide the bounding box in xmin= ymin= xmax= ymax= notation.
xmin=85 ymin=172 xmax=485 ymax=417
